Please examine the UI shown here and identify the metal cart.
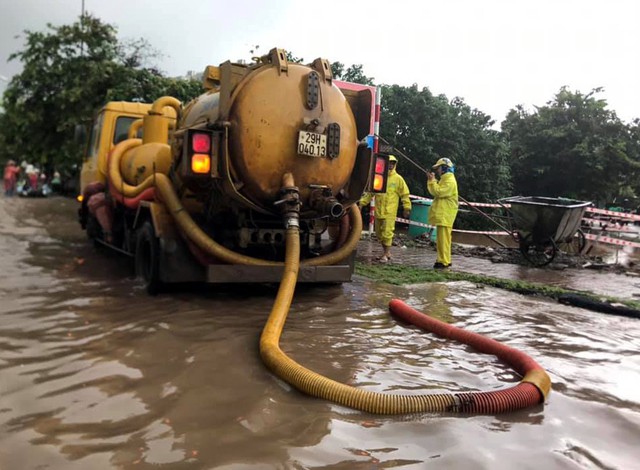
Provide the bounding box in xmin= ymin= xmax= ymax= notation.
xmin=499 ymin=196 xmax=592 ymax=266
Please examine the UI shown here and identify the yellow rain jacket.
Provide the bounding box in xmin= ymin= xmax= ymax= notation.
xmin=427 ymin=172 xmax=459 ymax=227
xmin=360 ymin=169 xmax=411 ymax=220
xmin=360 ymin=169 xmax=411 ymax=247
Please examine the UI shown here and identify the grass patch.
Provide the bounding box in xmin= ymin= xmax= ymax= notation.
xmin=355 ymin=262 xmax=640 ymax=311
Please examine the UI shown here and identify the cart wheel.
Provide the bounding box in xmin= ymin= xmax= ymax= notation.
xmin=557 ymin=229 xmax=586 ymax=255
xmin=519 ymin=234 xmax=556 ymax=267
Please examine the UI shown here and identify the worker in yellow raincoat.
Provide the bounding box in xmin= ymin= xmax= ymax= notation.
xmin=359 ymin=155 xmax=411 ymax=262
xmin=427 ymin=157 xmax=459 ymax=269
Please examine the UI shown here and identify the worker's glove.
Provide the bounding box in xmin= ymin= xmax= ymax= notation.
xmin=403 ymin=210 xmax=411 ymax=219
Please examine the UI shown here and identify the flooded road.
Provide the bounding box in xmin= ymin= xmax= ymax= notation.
xmin=1 ymin=197 xmax=640 ymax=469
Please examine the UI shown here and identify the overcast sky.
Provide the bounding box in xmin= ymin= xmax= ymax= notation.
xmin=1 ymin=0 xmax=639 ymax=126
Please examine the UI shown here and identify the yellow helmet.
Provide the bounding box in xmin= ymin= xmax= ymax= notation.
xmin=432 ymin=157 xmax=453 ymax=169
xmin=388 ymin=155 xmax=398 ymax=163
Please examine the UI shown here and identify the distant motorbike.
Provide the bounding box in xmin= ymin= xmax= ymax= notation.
xmin=17 ymin=180 xmax=51 ymax=198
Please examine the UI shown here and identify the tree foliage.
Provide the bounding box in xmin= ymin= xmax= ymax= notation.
xmin=4 ymin=27 xmax=640 ymax=212
xmin=0 ymin=15 xmax=203 ymax=172
xmin=331 ymin=62 xmax=375 ymax=85
xmin=264 ymin=47 xmax=375 ymax=85
xmin=380 ymin=84 xmax=511 ymax=204
xmin=502 ymin=87 xmax=640 ymax=205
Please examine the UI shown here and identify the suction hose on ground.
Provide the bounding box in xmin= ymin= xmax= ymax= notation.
xmin=108 ymin=138 xmax=362 ymax=266
xmin=110 ymin=140 xmax=552 ymax=414
xmin=259 ymin=222 xmax=551 ymax=414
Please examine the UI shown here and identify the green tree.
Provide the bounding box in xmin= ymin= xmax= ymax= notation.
xmin=330 ymin=61 xmax=344 ymax=79
xmin=627 ymin=118 xmax=640 ymax=205
xmin=502 ymin=87 xmax=640 ymax=205
xmin=329 ymin=61 xmax=375 ymax=85
xmin=1 ymin=15 xmax=121 ymax=171
xmin=284 ymin=50 xmax=304 ymax=64
xmin=0 ymin=15 xmax=203 ymax=172
xmin=380 ymin=84 xmax=511 ymax=204
xmin=250 ymin=47 xmax=375 ymax=85
xmin=335 ymin=63 xmax=375 ymax=85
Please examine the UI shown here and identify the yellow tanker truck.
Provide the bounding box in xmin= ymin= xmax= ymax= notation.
xmin=78 ymin=48 xmax=388 ymax=292
xmin=75 ymin=49 xmax=553 ymax=416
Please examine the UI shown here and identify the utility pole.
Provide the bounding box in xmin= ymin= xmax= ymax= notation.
xmin=80 ymin=0 xmax=85 ymax=57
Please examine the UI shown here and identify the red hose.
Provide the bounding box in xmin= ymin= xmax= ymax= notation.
xmin=109 ymin=184 xmax=156 ymax=209
xmin=389 ymin=299 xmax=551 ymax=413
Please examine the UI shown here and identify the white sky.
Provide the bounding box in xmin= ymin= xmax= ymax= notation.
xmin=1 ymin=0 xmax=639 ymax=126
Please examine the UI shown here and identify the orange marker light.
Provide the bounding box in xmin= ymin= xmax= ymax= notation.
xmin=373 ymin=174 xmax=384 ymax=191
xmin=191 ymin=154 xmax=211 ymax=174
xmin=76 ymin=194 xmax=84 ymax=202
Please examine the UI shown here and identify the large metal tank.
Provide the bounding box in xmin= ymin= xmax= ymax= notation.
xmin=178 ymin=62 xmax=359 ymax=213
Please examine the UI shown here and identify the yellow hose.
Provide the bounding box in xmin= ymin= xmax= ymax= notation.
xmin=113 ymin=156 xmax=546 ymax=414
xmin=107 ymin=137 xmax=362 ymax=266
xmin=108 ymin=139 xmax=153 ymax=198
xmin=259 ymin=226 xmax=463 ymax=414
xmin=153 ymin=173 xmax=362 ymax=267
xmin=259 ymin=220 xmax=549 ymax=414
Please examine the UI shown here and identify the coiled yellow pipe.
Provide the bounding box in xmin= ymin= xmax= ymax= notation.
xmin=113 ymin=152 xmax=547 ymax=414
xmin=259 ymin=220 xmax=548 ymax=414
xmin=108 ymin=137 xmax=362 ymax=266
xmin=108 ymin=139 xmax=150 ymax=198
xmin=259 ymin=226 xmax=462 ymax=414
xmin=152 ymin=173 xmax=362 ymax=267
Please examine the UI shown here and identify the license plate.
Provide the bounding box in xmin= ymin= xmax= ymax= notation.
xmin=297 ymin=131 xmax=327 ymax=157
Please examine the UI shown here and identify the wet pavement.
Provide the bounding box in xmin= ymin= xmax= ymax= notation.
xmin=356 ymin=234 xmax=640 ymax=301
xmin=1 ymin=197 xmax=640 ymax=469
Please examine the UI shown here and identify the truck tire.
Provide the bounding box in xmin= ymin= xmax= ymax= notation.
xmin=135 ymin=221 xmax=162 ymax=295
xmin=85 ymin=214 xmax=103 ymax=249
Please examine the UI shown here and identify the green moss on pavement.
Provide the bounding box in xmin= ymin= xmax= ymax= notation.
xmin=355 ymin=262 xmax=640 ymax=311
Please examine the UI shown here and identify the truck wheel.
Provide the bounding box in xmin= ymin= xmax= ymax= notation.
xmin=86 ymin=214 xmax=99 ymax=239
xmin=85 ymin=214 xmax=103 ymax=248
xmin=135 ymin=221 xmax=162 ymax=295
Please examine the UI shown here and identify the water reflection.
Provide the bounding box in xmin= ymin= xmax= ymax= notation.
xmin=1 ymin=198 xmax=640 ymax=469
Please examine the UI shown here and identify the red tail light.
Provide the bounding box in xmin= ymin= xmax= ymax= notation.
xmin=181 ymin=129 xmax=219 ymax=179
xmin=370 ymin=154 xmax=389 ymax=193
xmin=192 ymin=133 xmax=211 ymax=153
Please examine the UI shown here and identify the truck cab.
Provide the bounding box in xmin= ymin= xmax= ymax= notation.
xmin=80 ymin=102 xmax=153 ymax=194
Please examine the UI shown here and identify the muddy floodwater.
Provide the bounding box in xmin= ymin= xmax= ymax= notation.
xmin=1 ymin=197 xmax=640 ymax=469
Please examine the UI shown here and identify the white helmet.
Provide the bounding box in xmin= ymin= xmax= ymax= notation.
xmin=432 ymin=157 xmax=453 ymax=169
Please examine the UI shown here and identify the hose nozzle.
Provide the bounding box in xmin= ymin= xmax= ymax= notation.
xmin=309 ymin=186 xmax=344 ymax=219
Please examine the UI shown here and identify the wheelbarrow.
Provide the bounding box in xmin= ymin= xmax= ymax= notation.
xmin=499 ymin=196 xmax=592 ymax=266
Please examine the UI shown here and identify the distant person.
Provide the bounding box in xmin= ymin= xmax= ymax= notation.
xmin=359 ymin=155 xmax=411 ymax=262
xmin=51 ymin=171 xmax=62 ymax=194
xmin=427 ymin=157 xmax=459 ymax=269
xmin=26 ymin=165 xmax=39 ymax=191
xmin=3 ymin=160 xmax=20 ymax=197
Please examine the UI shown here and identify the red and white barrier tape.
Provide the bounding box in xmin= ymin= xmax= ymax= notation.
xmin=410 ymin=195 xmax=507 ymax=208
xmin=410 ymin=194 xmax=640 ymax=220
xmin=582 ymin=225 xmax=637 ymax=233
xmin=396 ymin=217 xmax=512 ymax=236
xmin=394 ymin=217 xmax=640 ymax=248
xmin=584 ymin=233 xmax=640 ymax=249
xmin=585 ymin=207 xmax=640 ymax=221
xmin=369 ymin=195 xmax=640 ymax=248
